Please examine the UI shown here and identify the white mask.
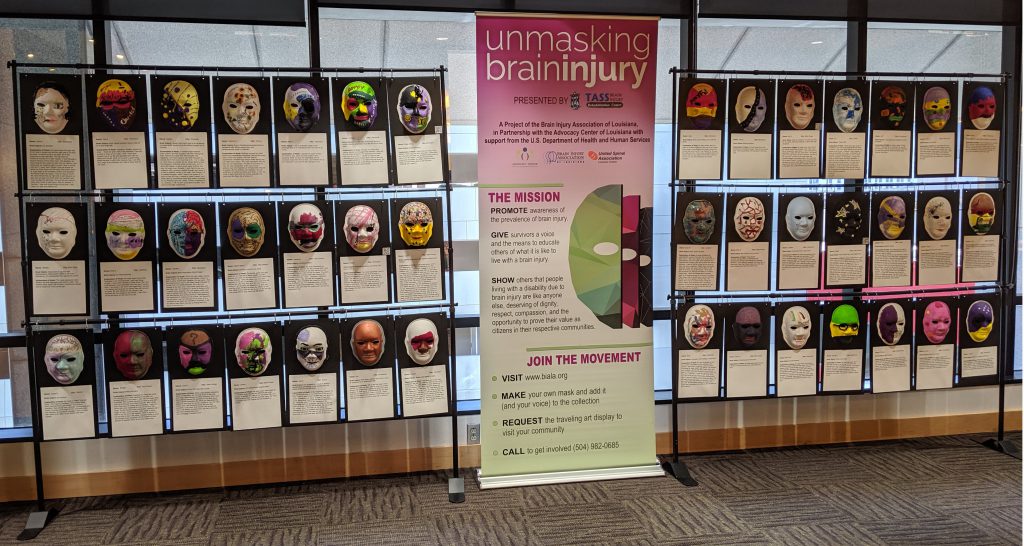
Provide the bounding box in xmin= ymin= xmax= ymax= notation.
xmin=36 ymin=207 xmax=77 ymax=259
xmin=781 ymin=306 xmax=812 ymax=350
xmin=785 ymin=197 xmax=816 ymax=241
xmin=832 ymin=87 xmax=863 ymax=133
xmin=404 ymin=318 xmax=439 ymax=365
xmin=295 ymin=326 xmax=328 ymax=372
xmin=733 ymin=196 xmax=766 ymax=242
xmin=222 ymin=83 xmax=260 ymax=134
xmin=922 ymin=196 xmax=953 ymax=240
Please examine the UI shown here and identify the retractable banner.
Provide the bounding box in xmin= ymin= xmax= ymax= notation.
xmin=477 ymin=13 xmax=660 ymax=486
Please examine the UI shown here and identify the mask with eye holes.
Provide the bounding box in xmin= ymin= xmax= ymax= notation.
xmin=227 ymin=207 xmax=265 ymax=257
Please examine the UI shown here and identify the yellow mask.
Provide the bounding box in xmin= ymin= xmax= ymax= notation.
xmin=398 ymin=201 xmax=433 ymax=247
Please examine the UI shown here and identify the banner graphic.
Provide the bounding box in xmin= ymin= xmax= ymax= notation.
xmin=477 ymin=13 xmax=659 ymax=484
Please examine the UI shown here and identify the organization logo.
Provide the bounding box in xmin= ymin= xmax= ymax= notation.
xmin=544 ymin=150 xmax=586 ymax=165
xmin=587 ymin=150 xmax=599 ymax=161
xmin=545 ymin=151 xmax=558 ymax=164
xmin=569 ymin=92 xmax=580 ymax=110
xmin=584 ymin=91 xmax=624 ymax=109
xmin=519 ymin=147 xmax=530 ymax=161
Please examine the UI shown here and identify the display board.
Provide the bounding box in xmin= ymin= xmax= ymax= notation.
xmin=477 ymin=12 xmax=661 ymax=486
xmin=86 ymin=74 xmax=151 ymax=189
xmin=20 ymin=74 xmax=84 ymax=191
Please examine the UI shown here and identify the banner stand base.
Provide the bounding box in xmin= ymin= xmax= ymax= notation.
xmin=661 ymin=459 xmax=699 ymax=487
xmin=17 ymin=508 xmax=58 ymax=541
xmin=448 ymin=477 xmax=466 ymax=503
xmin=478 ymin=464 xmax=664 ymax=490
xmin=980 ymin=438 xmax=1022 ymax=460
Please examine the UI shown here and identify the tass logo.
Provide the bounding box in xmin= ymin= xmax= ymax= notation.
xmin=585 ymin=92 xmax=610 ymax=102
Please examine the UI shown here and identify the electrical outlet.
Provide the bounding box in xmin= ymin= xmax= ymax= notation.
xmin=467 ymin=424 xmax=480 ymax=444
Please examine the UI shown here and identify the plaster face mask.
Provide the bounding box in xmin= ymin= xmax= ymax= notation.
xmin=161 ymin=80 xmax=200 ymax=130
xmin=877 ymin=195 xmax=907 ymax=240
xmin=922 ymin=196 xmax=953 ymax=240
xmin=831 ymin=87 xmax=863 ymax=132
xmin=295 ymin=326 xmax=328 ymax=372
xmin=878 ymin=86 xmax=907 ymax=129
xmin=283 ymin=82 xmax=320 ymax=132
xmin=876 ymin=303 xmax=906 ymax=346
xmin=829 ymin=304 xmax=860 ymax=344
xmin=341 ymin=81 xmax=378 ymax=130
xmin=966 ymin=300 xmax=993 ymax=343
xmin=922 ymin=86 xmax=951 ymax=131
xmin=686 ymin=83 xmax=717 ymax=129
xmin=733 ymin=196 xmax=765 ymax=242
xmin=781 ymin=306 xmax=812 ymax=350
xmin=222 ymin=82 xmax=260 ymax=134
xmin=397 ymin=84 xmax=431 ymax=134
xmin=227 ymin=207 xmax=265 ymax=257
xmin=44 ymin=334 xmax=85 ymax=385
xmin=968 ymin=192 xmax=996 ymax=235
xmin=785 ymin=84 xmax=815 ymax=130
xmin=399 ymin=201 xmax=433 ymax=247
xmin=35 ymin=207 xmax=77 ymax=259
xmin=404 ymin=318 xmax=439 ymax=365
xmin=33 ymin=84 xmax=70 ymax=134
xmin=833 ymin=198 xmax=863 ymax=241
xmin=96 ymin=78 xmax=136 ymax=130
xmin=735 ymin=85 xmax=767 ymax=132
xmin=967 ymin=86 xmax=996 ymax=130
xmin=105 ymin=209 xmax=146 ymax=260
xmin=785 ymin=196 xmax=816 ymax=241
xmin=682 ymin=199 xmax=715 ymax=244
xmin=235 ymin=327 xmax=272 ymax=376
xmin=166 ymin=208 xmax=205 ymax=259
xmin=351 ymin=319 xmax=385 ymax=366
xmin=113 ymin=329 xmax=153 ymax=380
xmin=344 ymin=205 xmax=380 ymax=253
xmin=922 ymin=301 xmax=951 ymax=344
xmin=178 ymin=329 xmax=212 ymax=376
xmin=683 ymin=305 xmax=715 ymax=349
xmin=733 ymin=306 xmax=762 ymax=347
xmin=287 ymin=203 xmax=325 ymax=253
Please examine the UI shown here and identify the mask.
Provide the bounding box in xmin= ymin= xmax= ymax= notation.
xmin=44 ymin=334 xmax=85 ymax=385
xmin=36 ymin=207 xmax=77 ymax=259
xmin=166 ymin=208 xmax=205 ymax=259
xmin=33 ymin=84 xmax=70 ymax=134
xmin=877 ymin=196 xmax=906 ymax=240
xmin=833 ymin=199 xmax=863 ymax=241
xmin=351 ymin=319 xmax=385 ymax=366
xmin=876 ymin=303 xmax=906 ymax=346
xmin=341 ymin=81 xmax=378 ymax=130
xmin=922 ymin=196 xmax=952 ymax=240
xmin=160 ymin=80 xmax=200 ymax=130
xmin=295 ymin=326 xmax=328 ymax=372
xmin=922 ymin=301 xmax=951 ymax=344
xmin=105 ymin=209 xmax=146 ymax=260
xmin=733 ymin=196 xmax=765 ymax=242
xmin=287 ymin=203 xmax=325 ymax=253
xmin=781 ymin=306 xmax=811 ymax=350
xmin=344 ymin=205 xmax=380 ymax=253
xmin=683 ymin=305 xmax=715 ymax=349
xmin=785 ymin=84 xmax=815 ymax=130
xmin=785 ymin=196 xmax=816 ymax=241
xmin=282 ymin=82 xmax=320 ymax=132
xmin=96 ymin=79 xmax=136 ymax=130
xmin=686 ymin=83 xmax=717 ymax=129
xmin=829 ymin=304 xmax=860 ymax=343
xmin=235 ymin=327 xmax=272 ymax=376
xmin=967 ymin=86 xmax=996 ymax=130
xmin=922 ymin=86 xmax=951 ymax=131
xmin=968 ymin=192 xmax=996 ymax=235
xmin=682 ymin=199 xmax=715 ymax=244
xmin=397 ymin=84 xmax=431 ymax=134
xmin=735 ymin=86 xmax=766 ymax=132
xmin=222 ymin=82 xmax=260 ymax=134
xmin=878 ymin=86 xmax=906 ymax=129
xmin=227 ymin=207 xmax=265 ymax=258
xmin=965 ymin=300 xmax=993 ymax=343
xmin=831 ymin=87 xmax=863 ymax=133
xmin=733 ymin=306 xmax=762 ymax=347
xmin=113 ymin=329 xmax=153 ymax=380
xmin=405 ymin=318 xmax=439 ymax=365
xmin=568 ymin=185 xmax=621 ymax=328
xmin=178 ymin=329 xmax=212 ymax=376
xmin=399 ymin=201 xmax=433 ymax=246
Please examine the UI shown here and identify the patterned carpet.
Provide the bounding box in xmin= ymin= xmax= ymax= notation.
xmin=0 ymin=433 xmax=1019 ymax=545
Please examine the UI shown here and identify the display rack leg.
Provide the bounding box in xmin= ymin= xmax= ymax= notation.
xmin=448 ymin=477 xmax=465 ymax=503
xmin=17 ymin=440 xmax=58 ymax=540
xmin=979 ymin=362 xmax=1021 ymax=460
xmin=661 ymin=458 xmax=699 ymax=487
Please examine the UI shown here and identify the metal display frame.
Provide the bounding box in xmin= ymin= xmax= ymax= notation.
xmin=10 ymin=60 xmax=464 ymax=540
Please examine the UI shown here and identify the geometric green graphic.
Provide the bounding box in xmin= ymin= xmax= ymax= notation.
xmin=568 ymin=184 xmax=622 ymax=328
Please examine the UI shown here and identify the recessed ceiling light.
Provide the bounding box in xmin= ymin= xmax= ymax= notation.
xmin=436 ymin=37 xmax=449 ymax=41
xmin=88 ymin=38 xmax=94 ymax=43
xmin=116 ymin=54 xmax=125 ymax=60
xmin=811 ymin=41 xmax=823 ymax=45
xmin=26 ymin=53 xmax=34 ymax=58
xmin=48 ymin=68 xmax=55 ymax=72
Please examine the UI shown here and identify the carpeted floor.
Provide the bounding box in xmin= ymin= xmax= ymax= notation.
xmin=0 ymin=433 xmax=1019 ymax=545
